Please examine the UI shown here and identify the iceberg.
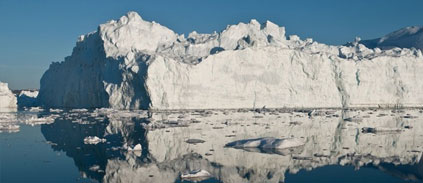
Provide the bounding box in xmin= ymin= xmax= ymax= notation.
xmin=17 ymin=90 xmax=39 ymax=108
xmin=0 ymin=82 xmax=17 ymax=112
xmin=38 ymin=12 xmax=423 ymax=110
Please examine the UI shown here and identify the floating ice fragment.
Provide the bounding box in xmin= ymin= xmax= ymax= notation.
xmin=22 ymin=115 xmax=58 ymax=125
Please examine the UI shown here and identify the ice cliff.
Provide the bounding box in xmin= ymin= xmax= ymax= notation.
xmin=0 ymin=82 xmax=17 ymax=112
xmin=38 ymin=12 xmax=423 ymax=109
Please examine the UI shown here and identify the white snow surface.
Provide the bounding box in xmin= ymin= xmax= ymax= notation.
xmin=38 ymin=12 xmax=423 ymax=109
xmin=0 ymin=82 xmax=17 ymax=112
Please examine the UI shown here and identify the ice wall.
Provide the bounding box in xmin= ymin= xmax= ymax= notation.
xmin=38 ymin=12 xmax=423 ymax=109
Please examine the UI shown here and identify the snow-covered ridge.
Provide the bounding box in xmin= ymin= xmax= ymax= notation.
xmin=38 ymin=11 xmax=423 ymax=109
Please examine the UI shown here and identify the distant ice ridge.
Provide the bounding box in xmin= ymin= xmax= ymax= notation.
xmin=38 ymin=11 xmax=423 ymax=110
xmin=0 ymin=82 xmax=17 ymax=112
xmin=359 ymin=26 xmax=423 ymax=50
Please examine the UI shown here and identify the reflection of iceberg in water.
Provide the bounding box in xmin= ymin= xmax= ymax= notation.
xmin=377 ymin=158 xmax=423 ymax=181
xmin=41 ymin=110 xmax=149 ymax=182
xmin=40 ymin=109 xmax=423 ymax=182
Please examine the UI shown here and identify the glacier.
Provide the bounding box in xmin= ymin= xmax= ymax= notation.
xmin=0 ymin=82 xmax=17 ymax=112
xmin=38 ymin=11 xmax=423 ymax=110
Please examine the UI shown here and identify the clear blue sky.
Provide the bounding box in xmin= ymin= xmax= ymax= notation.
xmin=0 ymin=0 xmax=422 ymax=89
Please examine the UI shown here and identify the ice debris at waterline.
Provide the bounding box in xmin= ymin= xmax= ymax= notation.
xmin=0 ymin=82 xmax=17 ymax=112
xmin=38 ymin=11 xmax=423 ymax=110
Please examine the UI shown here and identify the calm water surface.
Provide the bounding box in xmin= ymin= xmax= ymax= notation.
xmin=1 ymin=108 xmax=422 ymax=183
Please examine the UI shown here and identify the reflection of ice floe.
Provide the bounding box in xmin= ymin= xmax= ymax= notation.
xmin=125 ymin=143 xmax=142 ymax=151
xmin=20 ymin=114 xmax=59 ymax=125
xmin=70 ymin=108 xmax=89 ymax=113
xmin=124 ymin=143 xmax=143 ymax=157
xmin=0 ymin=112 xmax=19 ymax=133
xmin=84 ymin=136 xmax=106 ymax=145
xmin=0 ymin=123 xmax=19 ymax=133
xmin=92 ymin=108 xmax=148 ymax=119
xmin=49 ymin=108 xmax=63 ymax=113
xmin=0 ymin=113 xmax=18 ymax=123
xmin=89 ymin=165 xmax=103 ymax=173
